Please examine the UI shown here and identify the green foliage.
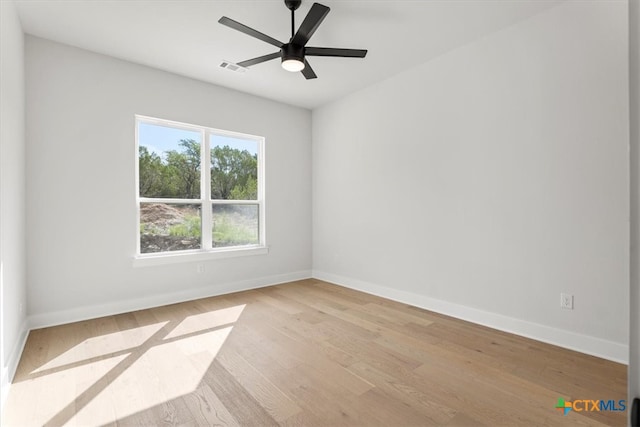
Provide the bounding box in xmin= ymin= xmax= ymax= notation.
xmin=140 ymin=222 xmax=162 ymax=236
xmin=168 ymin=215 xmax=202 ymax=238
xmin=139 ymin=140 xmax=257 ymax=201
xmin=165 ymin=139 xmax=200 ymax=199
xmin=213 ymin=214 xmax=257 ymax=246
xmin=140 ymin=222 xmax=149 ymax=234
xmin=229 ymin=177 xmax=257 ymax=200
xmin=211 ymin=145 xmax=258 ymax=200
xmin=139 ymin=139 xmax=201 ymax=198
xmin=138 ymin=146 xmax=165 ymax=197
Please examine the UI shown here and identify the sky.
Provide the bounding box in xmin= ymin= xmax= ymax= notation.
xmin=138 ymin=122 xmax=258 ymax=158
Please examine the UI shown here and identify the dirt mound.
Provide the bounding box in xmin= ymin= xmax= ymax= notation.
xmin=140 ymin=203 xmax=184 ymax=225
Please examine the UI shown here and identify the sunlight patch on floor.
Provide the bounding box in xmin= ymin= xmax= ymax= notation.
xmin=72 ymin=326 xmax=233 ymax=426
xmin=3 ymin=304 xmax=245 ymax=426
xmin=31 ymin=322 xmax=168 ymax=374
xmin=165 ymin=304 xmax=245 ymax=340
xmin=4 ymin=354 xmax=127 ymax=426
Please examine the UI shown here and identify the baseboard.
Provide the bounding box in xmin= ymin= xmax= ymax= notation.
xmin=1 ymin=318 xmax=29 ymax=410
xmin=29 ymin=270 xmax=312 ymax=330
xmin=312 ymin=270 xmax=628 ymax=364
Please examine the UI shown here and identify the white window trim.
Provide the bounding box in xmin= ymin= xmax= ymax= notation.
xmin=133 ymin=115 xmax=267 ymax=266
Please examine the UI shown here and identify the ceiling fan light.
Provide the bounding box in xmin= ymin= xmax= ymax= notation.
xmin=282 ymin=58 xmax=305 ymax=72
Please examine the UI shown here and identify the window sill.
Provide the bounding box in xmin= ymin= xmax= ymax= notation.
xmin=133 ymin=245 xmax=269 ymax=267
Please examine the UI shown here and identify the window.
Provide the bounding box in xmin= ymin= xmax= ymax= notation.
xmin=135 ymin=115 xmax=266 ymax=261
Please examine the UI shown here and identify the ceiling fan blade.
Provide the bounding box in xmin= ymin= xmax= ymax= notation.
xmin=291 ymin=3 xmax=330 ymax=47
xmin=219 ymin=16 xmax=283 ymax=48
xmin=301 ymin=60 xmax=317 ymax=79
xmin=238 ymin=52 xmax=281 ymax=67
xmin=306 ymin=47 xmax=367 ymax=58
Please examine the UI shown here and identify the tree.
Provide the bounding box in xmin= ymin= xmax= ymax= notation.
xmin=165 ymin=139 xmax=201 ymax=198
xmin=138 ymin=146 xmax=164 ymax=197
xmin=229 ymin=176 xmax=257 ymax=200
xmin=211 ymin=145 xmax=258 ymax=200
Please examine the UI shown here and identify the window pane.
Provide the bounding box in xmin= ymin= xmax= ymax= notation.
xmin=210 ymin=134 xmax=258 ymax=200
xmin=212 ymin=204 xmax=259 ymax=247
xmin=140 ymin=203 xmax=201 ymax=253
xmin=138 ymin=122 xmax=201 ymax=198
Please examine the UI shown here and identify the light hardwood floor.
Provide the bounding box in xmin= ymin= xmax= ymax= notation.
xmin=3 ymin=279 xmax=627 ymax=426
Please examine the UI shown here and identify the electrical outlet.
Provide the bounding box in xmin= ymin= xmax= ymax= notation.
xmin=560 ymin=293 xmax=574 ymax=310
xmin=196 ymin=264 xmax=205 ymax=274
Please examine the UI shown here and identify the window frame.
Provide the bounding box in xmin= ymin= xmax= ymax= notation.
xmin=133 ymin=115 xmax=267 ymax=266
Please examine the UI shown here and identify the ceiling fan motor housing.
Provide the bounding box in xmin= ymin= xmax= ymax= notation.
xmin=281 ymin=43 xmax=305 ymax=64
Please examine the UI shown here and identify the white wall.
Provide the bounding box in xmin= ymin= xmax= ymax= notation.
xmin=25 ymin=37 xmax=312 ymax=326
xmin=0 ymin=0 xmax=28 ymax=404
xmin=313 ymin=0 xmax=629 ymax=362
xmin=629 ymin=0 xmax=640 ymax=420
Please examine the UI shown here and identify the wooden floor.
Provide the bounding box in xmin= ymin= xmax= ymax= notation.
xmin=3 ymin=279 xmax=627 ymax=426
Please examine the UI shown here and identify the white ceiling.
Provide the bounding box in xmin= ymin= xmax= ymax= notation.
xmin=15 ymin=0 xmax=563 ymax=109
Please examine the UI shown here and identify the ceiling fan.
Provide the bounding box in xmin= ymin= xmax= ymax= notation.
xmin=218 ymin=0 xmax=367 ymax=80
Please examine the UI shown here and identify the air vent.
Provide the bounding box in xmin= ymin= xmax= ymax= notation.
xmin=219 ymin=61 xmax=247 ymax=73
